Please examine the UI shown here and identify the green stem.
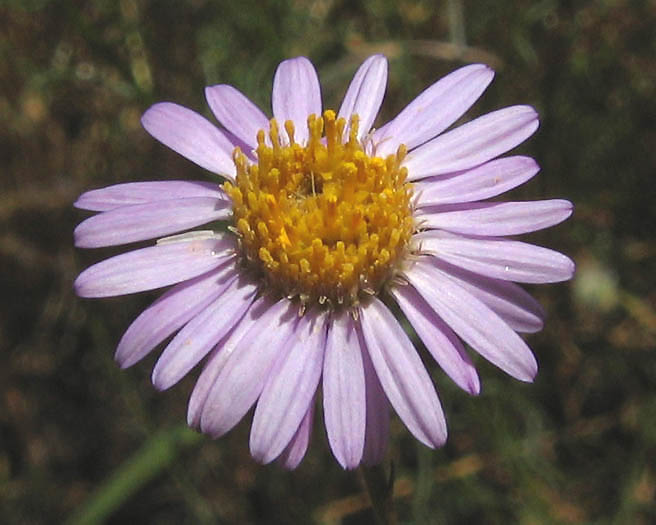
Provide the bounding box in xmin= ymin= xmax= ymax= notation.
xmin=65 ymin=426 xmax=203 ymax=525
xmin=359 ymin=463 xmax=397 ymax=525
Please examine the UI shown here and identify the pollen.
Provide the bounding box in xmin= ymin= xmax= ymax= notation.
xmin=223 ymin=110 xmax=414 ymax=309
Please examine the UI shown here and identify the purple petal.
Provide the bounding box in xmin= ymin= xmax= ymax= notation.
xmin=359 ymin=326 xmax=390 ymax=466
xmin=205 ymin=84 xmax=269 ymax=149
xmin=414 ymin=156 xmax=540 ymax=207
xmin=278 ymin=399 xmax=315 ymax=470
xmin=272 ymin=57 xmax=321 ymax=144
xmin=391 ymin=285 xmax=480 ymax=395
xmin=416 ymin=230 xmax=576 ymax=283
xmin=187 ymin=297 xmax=268 ymax=429
xmin=152 ymin=276 xmax=258 ymax=390
xmin=74 ymin=197 xmax=231 ymax=248
xmin=405 ymin=259 xmax=538 ymax=381
xmin=417 ymin=199 xmax=573 ymax=236
xmin=74 ymin=235 xmax=234 ymax=298
xmin=141 ymin=102 xmax=237 ymax=178
xmin=74 ymin=181 xmax=225 ymax=212
xmin=200 ymin=299 xmax=297 ymax=438
xmin=250 ymin=310 xmax=328 ymax=464
xmin=115 ymin=261 xmax=235 ymax=368
xmin=425 ymin=259 xmax=545 ymax=333
xmin=375 ymin=64 xmax=494 ymax=156
xmin=359 ymin=297 xmax=447 ymax=448
xmin=404 ymin=105 xmax=539 ymax=180
xmin=322 ymin=311 xmax=366 ymax=469
xmin=337 ymin=54 xmax=388 ymax=141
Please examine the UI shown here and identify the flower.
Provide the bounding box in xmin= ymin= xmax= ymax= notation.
xmin=74 ymin=55 xmax=574 ymax=469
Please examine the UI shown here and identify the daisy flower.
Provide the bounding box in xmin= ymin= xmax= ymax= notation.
xmin=74 ymin=55 xmax=574 ymax=469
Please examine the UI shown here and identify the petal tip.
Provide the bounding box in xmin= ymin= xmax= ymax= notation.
xmin=332 ymin=449 xmax=362 ymax=471
xmin=520 ymin=362 xmax=539 ymax=383
xmin=562 ymin=199 xmax=575 ymax=217
xmin=198 ymin=417 xmax=222 ymax=440
xmin=140 ymin=102 xmax=168 ymax=129
xmin=532 ymin=318 xmax=545 ymax=333
xmin=187 ymin=413 xmax=200 ymax=430
xmin=73 ymin=273 xmax=92 ymax=298
xmin=73 ymin=228 xmax=84 ymax=248
xmin=511 ymin=104 xmax=540 ymax=126
xmin=114 ymin=346 xmax=134 ymax=369
xmin=565 ymin=257 xmax=577 ymax=280
xmin=477 ymin=62 xmax=496 ymax=79
xmin=279 ymin=448 xmax=305 ymax=470
xmin=151 ymin=368 xmax=169 ymax=392
xmin=525 ymin=156 xmax=541 ymax=173
xmin=73 ymin=196 xmax=90 ymax=210
xmin=73 ymin=222 xmax=100 ymax=249
xmin=249 ymin=440 xmax=276 ymax=465
xmin=280 ymin=55 xmax=313 ymax=69
xmin=428 ymin=428 xmax=448 ymax=449
xmin=467 ymin=374 xmax=482 ymax=396
xmin=204 ymin=83 xmax=228 ymax=101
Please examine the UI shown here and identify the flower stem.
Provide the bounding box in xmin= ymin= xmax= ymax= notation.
xmin=359 ymin=463 xmax=397 ymax=525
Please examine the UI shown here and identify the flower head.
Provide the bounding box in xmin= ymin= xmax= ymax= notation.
xmin=74 ymin=55 xmax=574 ymax=469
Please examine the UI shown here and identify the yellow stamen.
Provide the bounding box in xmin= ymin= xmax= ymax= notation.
xmin=224 ymin=110 xmax=414 ymax=308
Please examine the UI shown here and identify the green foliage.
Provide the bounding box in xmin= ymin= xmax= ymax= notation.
xmin=1 ymin=0 xmax=655 ymax=523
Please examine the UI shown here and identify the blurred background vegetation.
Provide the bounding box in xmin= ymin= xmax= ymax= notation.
xmin=1 ymin=0 xmax=655 ymax=523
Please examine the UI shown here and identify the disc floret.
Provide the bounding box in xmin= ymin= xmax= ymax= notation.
xmin=223 ymin=110 xmax=414 ymax=309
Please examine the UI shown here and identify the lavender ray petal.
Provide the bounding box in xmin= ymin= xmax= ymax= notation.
xmin=405 ymin=259 xmax=538 ymax=381
xmin=322 ymin=311 xmax=366 ymax=469
xmin=141 ymin=102 xmax=237 ymax=178
xmin=416 ymin=230 xmax=576 ymax=284
xmin=429 ymin=253 xmax=547 ymax=332
xmin=391 ymin=285 xmax=480 ymax=395
xmin=272 ymin=57 xmax=321 ymax=144
xmin=375 ymin=64 xmax=494 ymax=156
xmin=187 ymin=296 xmax=268 ymax=429
xmin=74 ymin=197 xmax=231 ymax=248
xmin=428 ymin=257 xmax=545 ymax=333
xmin=416 ymin=199 xmax=573 ymax=236
xmin=337 ymin=54 xmax=388 ymax=141
xmin=74 ymin=181 xmax=225 ymax=212
xmin=359 ymin=326 xmax=390 ymax=466
xmin=115 ymin=261 xmax=235 ymax=368
xmin=414 ymin=156 xmax=540 ymax=207
xmin=359 ymin=297 xmax=447 ymax=448
xmin=404 ymin=105 xmax=539 ymax=180
xmin=152 ymin=276 xmax=258 ymax=390
xmin=74 ymin=235 xmax=234 ymax=298
xmin=205 ymin=84 xmax=269 ymax=149
xmin=250 ymin=310 xmax=328 ymax=464
xmin=278 ymin=396 xmax=316 ymax=470
xmin=199 ymin=299 xmax=298 ymax=438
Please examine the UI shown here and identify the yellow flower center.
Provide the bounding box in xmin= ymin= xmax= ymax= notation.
xmin=223 ymin=110 xmax=414 ymax=309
